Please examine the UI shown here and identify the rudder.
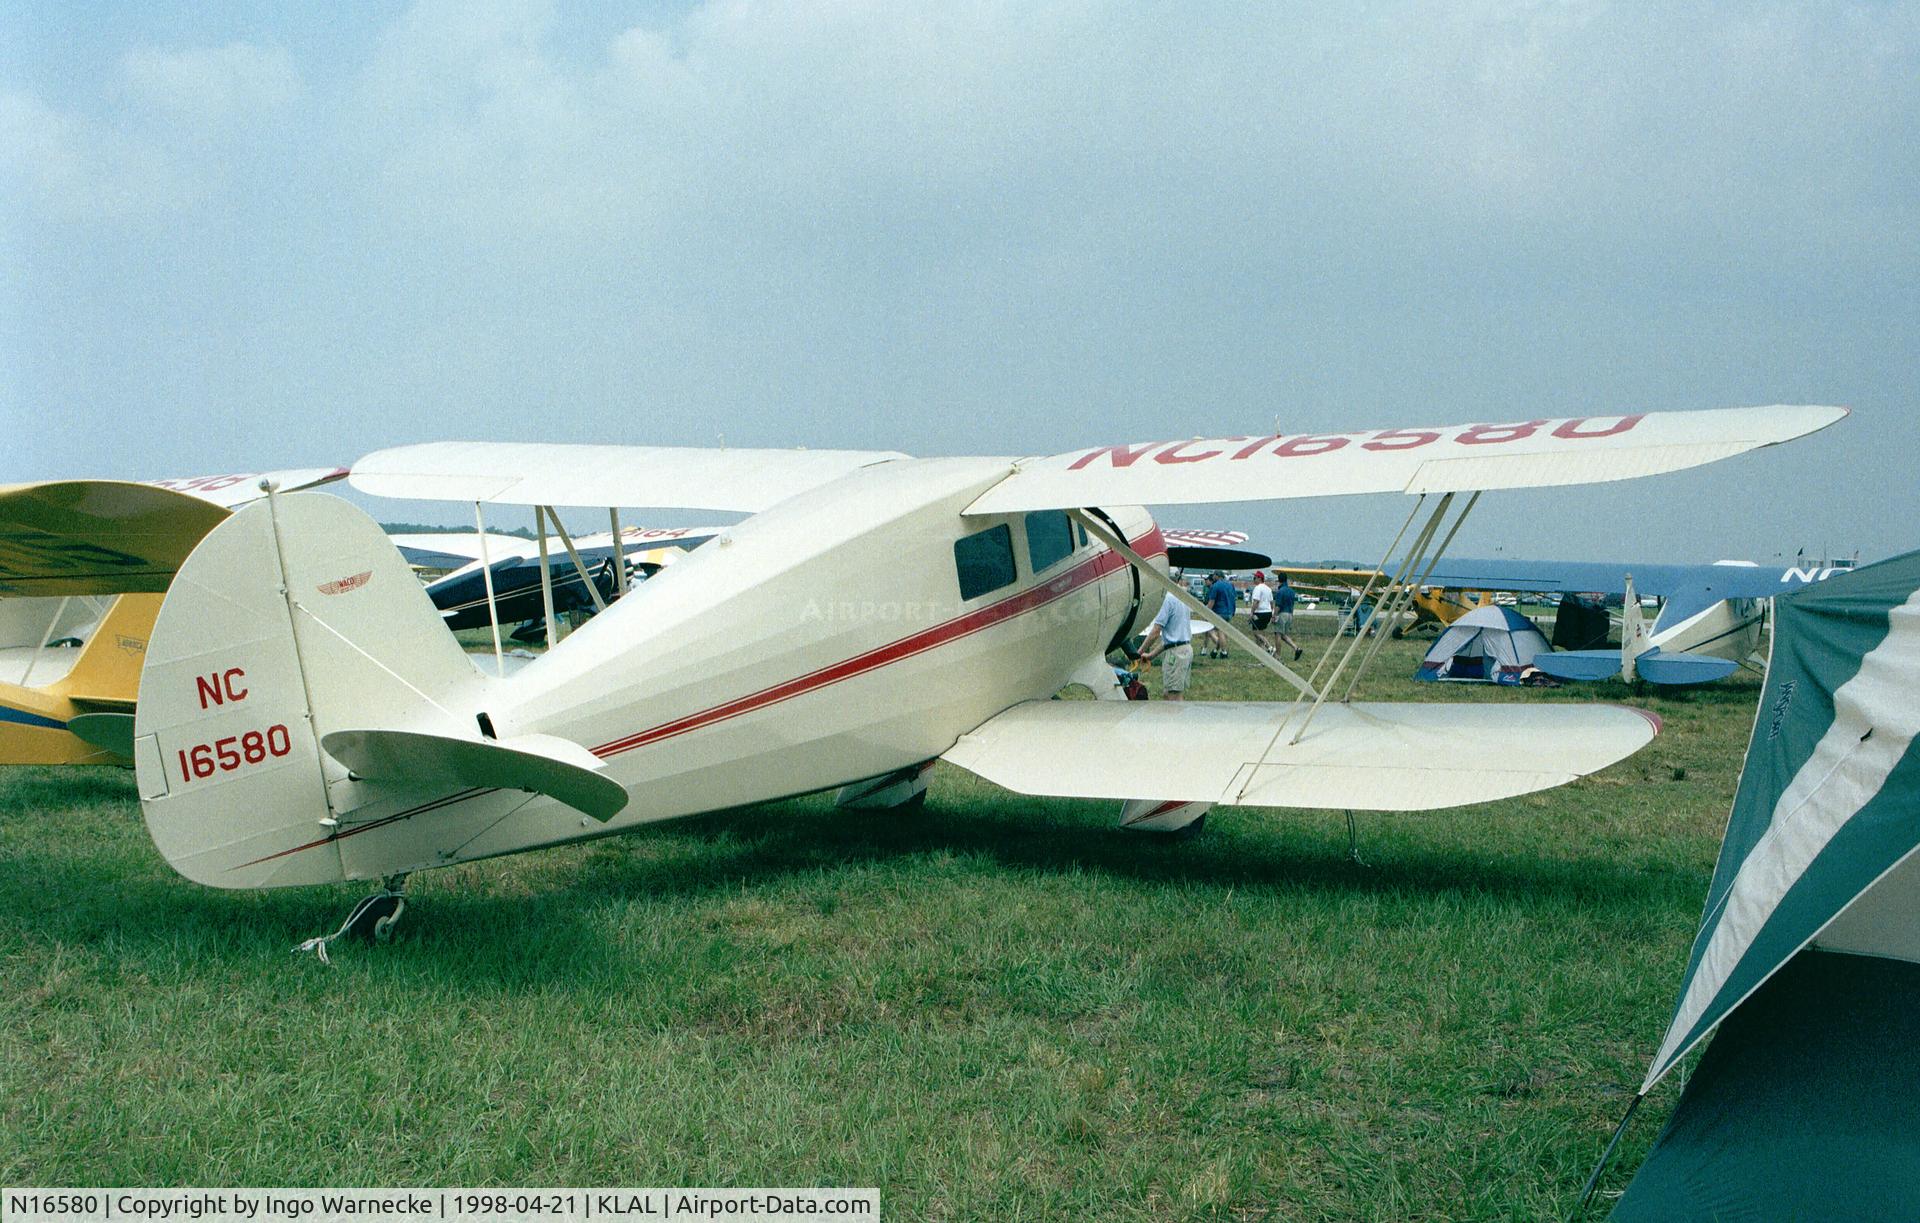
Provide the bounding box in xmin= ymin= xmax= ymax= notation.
xmin=134 ymin=491 xmax=486 ymax=888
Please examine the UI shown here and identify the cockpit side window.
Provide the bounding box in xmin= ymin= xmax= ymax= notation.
xmin=1024 ymin=510 xmax=1076 ymax=574
xmin=954 ymin=524 xmax=1017 ymax=600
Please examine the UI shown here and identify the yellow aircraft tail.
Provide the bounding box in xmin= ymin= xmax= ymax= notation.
xmin=49 ymin=593 xmax=161 ymax=706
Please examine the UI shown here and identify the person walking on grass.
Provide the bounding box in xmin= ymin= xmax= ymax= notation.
xmin=1248 ymin=572 xmax=1275 ymax=652
xmin=1136 ymin=591 xmax=1193 ymax=700
xmin=1204 ymin=570 xmax=1237 ymax=659
xmin=1272 ymin=572 xmax=1303 ymax=660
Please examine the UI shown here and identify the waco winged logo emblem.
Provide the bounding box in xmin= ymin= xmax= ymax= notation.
xmin=316 ymin=570 xmax=373 ymax=596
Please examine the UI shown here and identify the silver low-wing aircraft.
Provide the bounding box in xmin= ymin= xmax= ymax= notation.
xmin=126 ymin=405 xmax=1845 ymax=946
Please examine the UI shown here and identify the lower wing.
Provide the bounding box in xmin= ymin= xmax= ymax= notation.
xmin=944 ymin=699 xmax=1659 ymax=811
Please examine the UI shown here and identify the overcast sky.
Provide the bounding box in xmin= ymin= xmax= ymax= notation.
xmin=4 ymin=2 xmax=1914 ymax=563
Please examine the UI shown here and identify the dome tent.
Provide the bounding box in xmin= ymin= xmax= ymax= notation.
xmin=1413 ymin=605 xmax=1550 ymax=684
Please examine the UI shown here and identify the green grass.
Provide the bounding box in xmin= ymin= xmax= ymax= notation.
xmin=0 ymin=624 xmax=1761 ymax=1219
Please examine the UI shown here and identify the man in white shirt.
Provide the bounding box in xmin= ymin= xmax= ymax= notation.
xmin=1248 ymin=572 xmax=1275 ymax=652
xmin=1136 ymin=591 xmax=1194 ymax=700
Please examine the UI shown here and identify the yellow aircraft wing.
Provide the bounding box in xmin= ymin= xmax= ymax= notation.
xmin=0 ymin=481 xmax=230 ymax=595
xmin=0 ymin=468 xmax=344 ymax=596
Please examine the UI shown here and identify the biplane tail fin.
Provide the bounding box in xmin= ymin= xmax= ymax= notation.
xmin=132 ymin=491 xmax=503 ymax=888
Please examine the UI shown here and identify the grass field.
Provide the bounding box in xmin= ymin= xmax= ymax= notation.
xmin=0 ymin=622 xmax=1761 ymax=1220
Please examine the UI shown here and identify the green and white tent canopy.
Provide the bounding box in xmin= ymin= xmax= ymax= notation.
xmin=1610 ymin=548 xmax=1920 ymax=1219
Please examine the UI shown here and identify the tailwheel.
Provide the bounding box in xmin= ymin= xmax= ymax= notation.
xmin=343 ymin=892 xmax=408 ymax=943
xmin=294 ymin=874 xmax=410 ymax=964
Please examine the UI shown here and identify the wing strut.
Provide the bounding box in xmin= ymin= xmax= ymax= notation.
xmin=536 ymin=506 xmax=561 ymax=649
xmin=18 ymin=595 xmax=72 ymax=688
xmin=1278 ymin=489 xmax=1478 ymax=753
xmin=608 ymin=508 xmax=628 ymax=596
xmin=1338 ymin=490 xmax=1482 ymax=702
xmin=472 ymin=502 xmax=505 ymax=670
xmin=1067 ymin=510 xmax=1319 ymax=700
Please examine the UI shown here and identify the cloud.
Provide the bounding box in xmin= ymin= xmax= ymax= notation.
xmin=119 ymin=42 xmax=300 ymax=125
xmin=0 ymin=41 xmax=299 ymax=223
xmin=329 ymin=0 xmax=1917 ymax=274
xmin=0 ymin=88 xmax=189 ymax=221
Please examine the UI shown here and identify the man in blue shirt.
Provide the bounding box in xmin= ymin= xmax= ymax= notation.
xmin=1272 ymin=573 xmax=1302 ymax=660
xmin=1137 ymin=591 xmax=1193 ymax=700
xmin=1204 ymin=571 xmax=1237 ymax=658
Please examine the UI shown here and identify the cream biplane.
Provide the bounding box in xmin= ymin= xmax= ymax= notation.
xmin=0 ymin=469 xmax=345 ymax=766
xmin=125 ymin=406 xmax=1845 ymax=946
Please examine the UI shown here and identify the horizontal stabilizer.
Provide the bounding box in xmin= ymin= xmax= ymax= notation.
xmin=1634 ymin=651 xmax=1741 ymax=686
xmin=1530 ymin=651 xmax=1627 ymax=683
xmin=67 ymin=711 xmax=134 ymax=758
xmin=944 ymin=699 xmax=1659 ymax=811
xmin=320 ymin=728 xmax=628 ymax=822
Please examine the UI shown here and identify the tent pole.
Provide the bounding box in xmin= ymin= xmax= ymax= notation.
xmin=1565 ymin=1092 xmax=1643 ymax=1222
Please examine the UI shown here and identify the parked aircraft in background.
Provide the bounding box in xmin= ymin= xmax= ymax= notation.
xmin=1268 ymin=555 xmax=1854 ymax=685
xmin=123 ymin=404 xmax=1844 ymax=948
xmin=400 ymin=525 xmax=724 ymax=642
xmin=0 ymin=469 xmax=345 ymax=765
xmin=1411 ymin=557 xmax=1855 ymax=684
xmin=1160 ymin=528 xmax=1272 ymax=573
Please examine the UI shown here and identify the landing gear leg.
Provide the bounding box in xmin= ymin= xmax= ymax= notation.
xmin=1345 ymin=811 xmax=1368 ymax=867
xmin=294 ymin=873 xmax=411 ymax=964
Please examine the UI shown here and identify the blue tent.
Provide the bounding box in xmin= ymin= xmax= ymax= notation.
xmin=1414 ymin=605 xmax=1550 ymax=685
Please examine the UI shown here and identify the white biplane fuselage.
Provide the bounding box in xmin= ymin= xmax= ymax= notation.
xmin=138 ymin=458 xmax=1155 ymax=889
xmin=438 ymin=459 xmax=1153 ymax=862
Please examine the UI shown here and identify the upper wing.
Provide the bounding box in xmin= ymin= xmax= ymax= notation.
xmin=143 ymin=467 xmax=347 ymax=509
xmin=1161 ymin=528 xmax=1249 ymax=548
xmin=1161 ymin=527 xmax=1270 ymax=571
xmin=965 ymin=404 xmax=1846 ymax=513
xmin=943 ymin=699 xmax=1659 ymax=811
xmin=350 ymin=442 xmax=912 ymax=512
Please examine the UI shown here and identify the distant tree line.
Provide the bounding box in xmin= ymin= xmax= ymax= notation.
xmin=380 ymin=521 xmax=538 ymax=540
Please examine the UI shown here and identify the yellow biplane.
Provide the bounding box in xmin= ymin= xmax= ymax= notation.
xmin=0 ymin=469 xmax=343 ymax=765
